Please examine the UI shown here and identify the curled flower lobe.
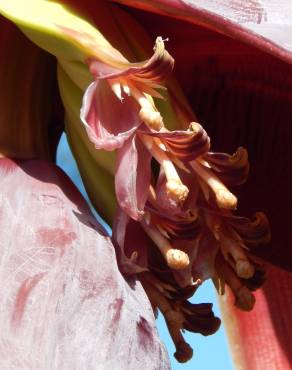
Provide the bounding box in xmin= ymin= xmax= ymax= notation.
xmin=88 ymin=36 xmax=174 ymax=82
xmin=81 ymin=80 xmax=141 ymax=150
xmin=204 ymin=147 xmax=250 ymax=186
xmin=140 ymin=121 xmax=210 ymax=162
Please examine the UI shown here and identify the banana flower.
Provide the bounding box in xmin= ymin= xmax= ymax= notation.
xmin=0 ymin=0 xmax=292 ymax=369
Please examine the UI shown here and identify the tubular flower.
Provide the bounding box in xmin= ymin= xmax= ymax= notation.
xmin=79 ymin=36 xmax=176 ymax=220
xmin=1 ymin=0 xmax=292 ymax=369
xmin=113 ymin=146 xmax=269 ymax=359
xmin=109 ymin=1 xmax=292 ymax=368
xmin=73 ymin=22 xmax=269 ymax=332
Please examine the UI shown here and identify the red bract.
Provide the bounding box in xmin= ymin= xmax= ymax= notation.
xmin=113 ymin=0 xmax=292 ymax=64
xmin=220 ymin=265 xmax=292 ymax=370
xmin=0 ymin=158 xmax=170 ymax=370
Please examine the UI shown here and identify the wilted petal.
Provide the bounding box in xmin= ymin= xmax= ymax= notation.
xmin=204 ymin=147 xmax=249 ymax=186
xmin=181 ymin=301 xmax=221 ymax=335
xmin=140 ymin=122 xmax=210 ymax=162
xmin=81 ymin=80 xmax=141 ymax=150
xmin=228 ymin=212 xmax=271 ymax=246
xmin=113 ymin=208 xmax=149 ymax=274
xmin=88 ymin=37 xmax=174 ymax=81
xmin=151 ymin=212 xmax=200 ymax=240
xmin=0 ymin=158 xmax=170 ymax=370
xmin=115 ymin=135 xmax=152 ymax=220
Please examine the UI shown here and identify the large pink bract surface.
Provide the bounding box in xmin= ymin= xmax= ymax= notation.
xmin=0 ymin=158 xmax=170 ymax=370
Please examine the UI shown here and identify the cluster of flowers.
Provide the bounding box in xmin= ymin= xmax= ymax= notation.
xmin=78 ymin=36 xmax=270 ymax=361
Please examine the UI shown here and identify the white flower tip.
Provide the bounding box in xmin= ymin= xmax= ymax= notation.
xmin=189 ymin=122 xmax=201 ymax=134
xmin=165 ymin=248 xmax=190 ymax=270
xmin=216 ymin=189 xmax=237 ymax=209
xmin=166 ymin=179 xmax=189 ymax=203
xmin=235 ymin=259 xmax=255 ymax=279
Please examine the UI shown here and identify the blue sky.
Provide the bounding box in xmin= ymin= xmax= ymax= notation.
xmin=57 ymin=133 xmax=235 ymax=370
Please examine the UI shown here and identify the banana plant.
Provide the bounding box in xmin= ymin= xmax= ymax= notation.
xmin=0 ymin=1 xmax=292 ymax=369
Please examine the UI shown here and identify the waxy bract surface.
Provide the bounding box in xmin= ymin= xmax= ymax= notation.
xmin=0 ymin=158 xmax=170 ymax=370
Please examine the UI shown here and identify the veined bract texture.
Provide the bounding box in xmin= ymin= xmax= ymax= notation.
xmin=0 ymin=158 xmax=170 ymax=370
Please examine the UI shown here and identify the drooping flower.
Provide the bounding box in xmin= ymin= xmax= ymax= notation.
xmin=108 ymin=0 xmax=292 ymax=368
xmin=79 ymin=36 xmax=175 ymax=220
xmin=113 ymin=0 xmax=292 ymax=270
xmin=69 ymin=18 xmax=269 ymax=331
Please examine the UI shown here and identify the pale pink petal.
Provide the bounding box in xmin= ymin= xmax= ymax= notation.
xmin=0 ymin=158 xmax=170 ymax=370
xmin=81 ymin=80 xmax=141 ymax=150
xmin=115 ymin=136 xmax=152 ymax=220
xmin=113 ymin=208 xmax=149 ymax=275
xmin=88 ymin=37 xmax=174 ymax=81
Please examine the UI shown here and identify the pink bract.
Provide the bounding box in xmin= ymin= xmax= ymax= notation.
xmin=0 ymin=158 xmax=170 ymax=370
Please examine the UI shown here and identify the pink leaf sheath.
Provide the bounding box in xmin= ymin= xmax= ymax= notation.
xmin=220 ymin=264 xmax=292 ymax=370
xmin=0 ymin=158 xmax=170 ymax=370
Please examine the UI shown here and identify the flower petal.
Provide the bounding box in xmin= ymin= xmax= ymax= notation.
xmin=113 ymin=208 xmax=149 ymax=274
xmin=88 ymin=37 xmax=174 ymax=81
xmin=228 ymin=212 xmax=271 ymax=246
xmin=204 ymin=147 xmax=250 ymax=186
xmin=181 ymin=301 xmax=221 ymax=335
xmin=139 ymin=122 xmax=210 ymax=162
xmin=81 ymin=80 xmax=141 ymax=150
xmin=115 ymin=136 xmax=152 ymax=220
